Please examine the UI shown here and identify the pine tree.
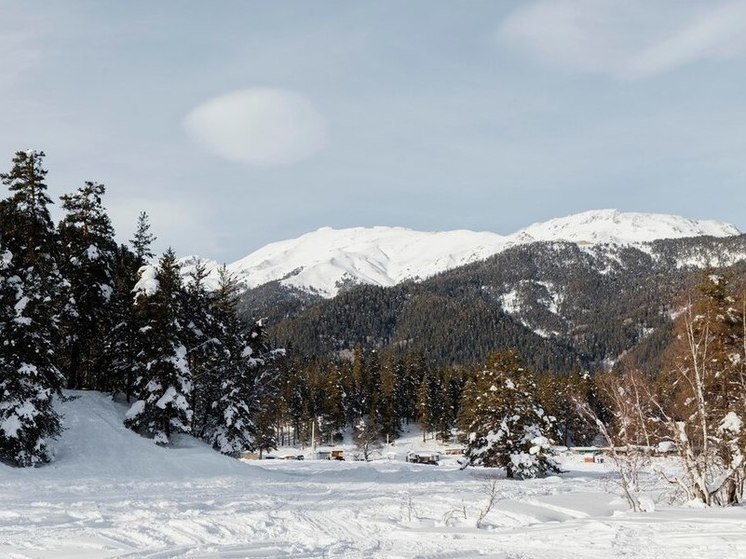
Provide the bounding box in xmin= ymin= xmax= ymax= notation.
xmin=460 ymin=350 xmax=559 ymax=479
xmin=124 ymin=249 xmax=192 ymax=445
xmin=0 ymin=150 xmax=64 ymax=466
xmin=537 ymin=368 xmax=599 ymax=447
xmin=345 ymin=345 xmax=367 ymax=422
xmin=57 ymin=181 xmax=118 ymax=390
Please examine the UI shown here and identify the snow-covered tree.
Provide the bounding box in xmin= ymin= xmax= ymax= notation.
xmin=460 ymin=350 xmax=559 ymax=479
xmin=124 ymin=250 xmax=192 ymax=445
xmin=0 ymin=150 xmax=64 ymax=466
xmin=204 ymin=266 xmax=282 ymax=456
xmin=181 ymin=259 xmax=221 ymax=435
xmin=100 ymin=243 xmax=141 ymax=399
xmin=57 ymin=181 xmax=118 ymax=390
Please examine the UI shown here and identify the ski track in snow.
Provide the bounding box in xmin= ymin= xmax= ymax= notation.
xmin=1 ymin=392 xmax=746 ymax=558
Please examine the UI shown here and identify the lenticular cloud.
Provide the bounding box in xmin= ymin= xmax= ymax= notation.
xmin=184 ymin=87 xmax=327 ymax=166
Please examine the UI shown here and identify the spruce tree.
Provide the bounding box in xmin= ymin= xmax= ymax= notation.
xmin=57 ymin=181 xmax=118 ymax=390
xmin=0 ymin=150 xmax=64 ymax=467
xmin=124 ymin=249 xmax=192 ymax=445
xmin=460 ymin=350 xmax=559 ymax=479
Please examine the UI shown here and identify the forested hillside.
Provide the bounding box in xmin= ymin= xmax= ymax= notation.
xmin=253 ymin=236 xmax=746 ymax=374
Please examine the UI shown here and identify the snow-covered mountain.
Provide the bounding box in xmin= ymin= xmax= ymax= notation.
xmin=181 ymin=210 xmax=741 ymax=298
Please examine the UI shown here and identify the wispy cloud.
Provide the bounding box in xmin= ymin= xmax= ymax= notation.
xmin=623 ymin=1 xmax=746 ymax=78
xmin=0 ymin=20 xmax=47 ymax=91
xmin=183 ymin=88 xmax=328 ymax=166
xmin=498 ymin=0 xmax=746 ymax=79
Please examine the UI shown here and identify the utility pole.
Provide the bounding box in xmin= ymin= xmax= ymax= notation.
xmin=311 ymin=419 xmax=316 ymax=452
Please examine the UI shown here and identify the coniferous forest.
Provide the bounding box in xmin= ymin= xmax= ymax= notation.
xmin=1 ymin=150 xmax=745 ymax=506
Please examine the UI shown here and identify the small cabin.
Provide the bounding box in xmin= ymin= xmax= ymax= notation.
xmin=314 ymin=449 xmax=345 ymax=460
xmin=406 ymin=450 xmax=440 ymax=465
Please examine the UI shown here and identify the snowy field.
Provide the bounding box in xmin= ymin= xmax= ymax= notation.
xmin=1 ymin=392 xmax=745 ymax=558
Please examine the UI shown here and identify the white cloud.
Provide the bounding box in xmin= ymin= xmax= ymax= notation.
xmin=183 ymin=87 xmax=327 ymax=166
xmin=498 ymin=0 xmax=746 ymax=79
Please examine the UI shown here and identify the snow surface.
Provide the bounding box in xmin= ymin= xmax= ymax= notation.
xmin=1 ymin=392 xmax=745 ymax=558
xmin=180 ymin=210 xmax=741 ymax=298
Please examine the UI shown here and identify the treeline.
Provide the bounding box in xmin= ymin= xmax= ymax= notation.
xmin=0 ymin=150 xmax=280 ymax=467
xmin=268 ymin=345 xmax=603 ymax=452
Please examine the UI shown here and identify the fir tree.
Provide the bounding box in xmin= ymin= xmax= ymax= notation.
xmin=0 ymin=150 xmax=64 ymax=467
xmin=182 ymin=259 xmax=221 ymax=436
xmin=205 ymin=266 xmax=282 ymax=456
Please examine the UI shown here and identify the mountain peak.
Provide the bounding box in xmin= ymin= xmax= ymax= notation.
xmin=512 ymin=210 xmax=739 ymax=245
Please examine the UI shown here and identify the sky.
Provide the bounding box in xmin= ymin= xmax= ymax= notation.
xmin=1 ymin=0 xmax=745 ymax=262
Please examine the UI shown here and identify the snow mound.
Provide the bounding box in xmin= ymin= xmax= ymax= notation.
xmin=0 ymin=391 xmax=258 ymax=480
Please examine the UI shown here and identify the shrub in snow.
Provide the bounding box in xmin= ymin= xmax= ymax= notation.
xmin=459 ymin=350 xmax=559 ymax=479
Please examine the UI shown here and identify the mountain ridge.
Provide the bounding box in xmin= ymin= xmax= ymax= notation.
xmin=180 ymin=210 xmax=740 ymax=297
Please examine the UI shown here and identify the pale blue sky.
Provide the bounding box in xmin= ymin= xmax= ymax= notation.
xmin=1 ymin=1 xmax=745 ymax=261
